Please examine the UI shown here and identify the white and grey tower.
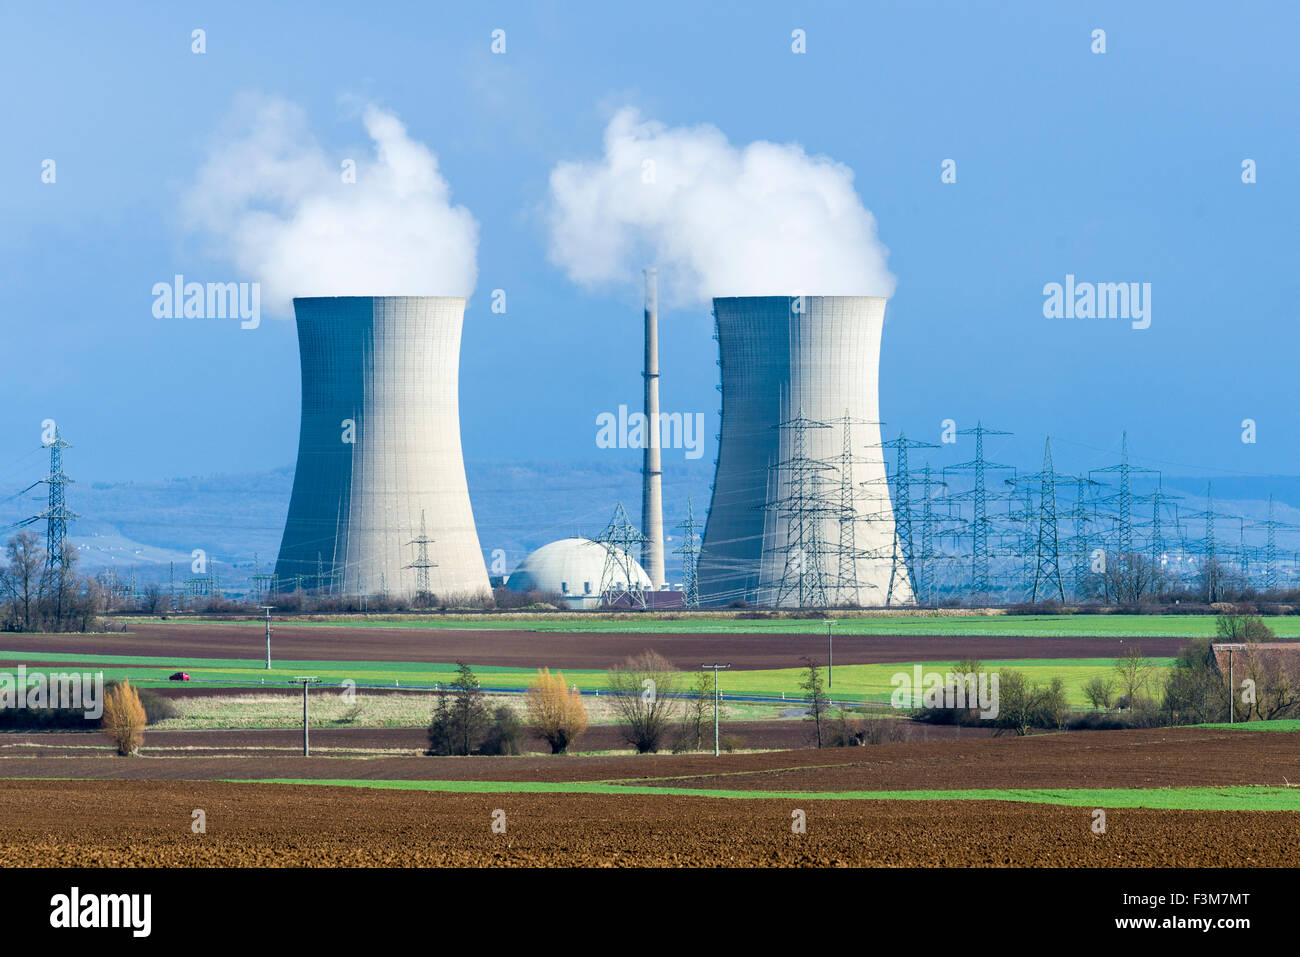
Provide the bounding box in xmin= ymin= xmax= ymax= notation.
xmin=274 ymin=296 xmax=490 ymax=599
xmin=696 ymin=295 xmax=913 ymax=607
xmin=640 ymin=267 xmax=666 ymax=588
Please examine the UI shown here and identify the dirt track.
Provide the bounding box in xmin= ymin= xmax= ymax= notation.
xmin=1 ymin=727 xmax=1293 ymax=790
xmin=0 ymin=779 xmax=1288 ymax=867
xmin=0 ymin=719 xmax=986 ymax=758
xmin=0 ymin=620 xmax=1191 ymax=670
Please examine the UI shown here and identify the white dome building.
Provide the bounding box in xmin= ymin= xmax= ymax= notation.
xmin=505 ymin=537 xmax=651 ymax=609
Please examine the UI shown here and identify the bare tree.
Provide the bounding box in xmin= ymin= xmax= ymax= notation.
xmin=0 ymin=532 xmax=45 ymax=631
xmin=800 ymin=656 xmax=830 ymax=748
xmin=141 ymin=583 xmax=167 ymax=615
xmin=1103 ymin=551 xmax=1168 ymax=604
xmin=606 ymin=651 xmax=681 ymax=753
xmin=678 ymin=668 xmax=715 ymax=752
xmin=1114 ymin=646 xmax=1154 ymax=707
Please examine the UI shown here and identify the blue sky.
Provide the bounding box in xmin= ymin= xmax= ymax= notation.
xmin=2 ymin=0 xmax=1297 ymax=493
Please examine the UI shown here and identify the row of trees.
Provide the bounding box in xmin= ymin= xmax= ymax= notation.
xmin=919 ymin=609 xmax=1299 ymax=734
xmin=0 ymin=532 xmax=101 ymax=632
xmin=427 ymin=653 xmax=725 ymax=757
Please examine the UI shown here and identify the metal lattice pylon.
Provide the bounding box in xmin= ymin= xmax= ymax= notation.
xmin=596 ymin=503 xmax=651 ymax=608
xmin=1088 ymin=433 xmax=1159 ymax=585
xmin=764 ymin=409 xmax=836 ymax=608
xmin=405 ymin=509 xmax=438 ymax=597
xmin=943 ymin=423 xmax=1014 ymax=600
xmin=674 ymin=495 xmax=701 ymax=609
xmin=38 ymin=426 xmax=78 ymax=569
xmin=1028 ymin=438 xmax=1065 ymax=602
xmin=875 ymin=431 xmax=940 ymax=606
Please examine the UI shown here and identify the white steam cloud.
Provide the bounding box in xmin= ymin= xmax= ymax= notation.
xmin=186 ymin=95 xmax=477 ymax=314
xmin=547 ymin=108 xmax=895 ymax=302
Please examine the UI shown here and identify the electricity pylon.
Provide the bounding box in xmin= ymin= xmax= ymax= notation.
xmin=596 ymin=502 xmax=651 ymax=608
xmin=38 ymin=426 xmax=78 ymax=570
xmin=674 ymin=495 xmax=701 ymax=609
xmin=1088 ymin=432 xmax=1158 ymax=566
xmin=1256 ymin=495 xmax=1298 ymax=592
xmin=1029 ymin=439 xmax=1065 ymax=602
xmin=405 ymin=509 xmax=438 ymax=597
xmin=874 ymin=431 xmax=940 ymax=606
xmin=764 ymin=409 xmax=836 ymax=608
xmin=943 ymin=423 xmax=1014 ymax=600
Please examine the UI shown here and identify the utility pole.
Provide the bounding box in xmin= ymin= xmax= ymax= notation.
xmin=1228 ymin=649 xmax=1234 ymax=724
xmin=290 ymin=676 xmax=321 ymax=755
xmin=826 ymin=620 xmax=836 ymax=688
xmin=701 ymin=663 xmax=731 ymax=756
xmin=260 ymin=606 xmax=275 ymax=670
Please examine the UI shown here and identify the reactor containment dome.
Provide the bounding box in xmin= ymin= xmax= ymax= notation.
xmin=274 ymin=296 xmax=490 ymax=599
xmin=696 ymin=295 xmax=914 ymax=608
xmin=505 ymin=537 xmax=651 ymax=609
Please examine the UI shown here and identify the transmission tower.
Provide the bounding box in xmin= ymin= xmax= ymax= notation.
xmin=595 ymin=502 xmax=651 ymax=608
xmin=1006 ymin=438 xmax=1066 ymax=602
xmin=943 ymin=423 xmax=1014 ymax=600
xmin=1139 ymin=482 xmax=1182 ymax=572
xmin=1256 ymin=495 xmax=1298 ymax=592
xmin=1184 ymin=483 xmax=1231 ymax=601
xmin=1088 ymin=432 xmax=1158 ymax=566
xmin=764 ymin=409 xmax=836 ymax=608
xmin=405 ymin=509 xmax=438 ymax=597
xmin=674 ymin=495 xmax=701 ymax=609
xmin=873 ymin=431 xmax=940 ymax=606
xmin=913 ymin=465 xmax=952 ymax=604
xmin=37 ymin=426 xmax=78 ymax=569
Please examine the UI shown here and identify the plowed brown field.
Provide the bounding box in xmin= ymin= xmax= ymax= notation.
xmin=0 ymin=779 xmax=1288 ymax=867
xmin=0 ymin=620 xmax=1191 ymax=670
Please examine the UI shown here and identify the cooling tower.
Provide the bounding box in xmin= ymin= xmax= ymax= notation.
xmin=697 ymin=295 xmax=914 ymax=608
xmin=274 ymin=296 xmax=490 ymax=599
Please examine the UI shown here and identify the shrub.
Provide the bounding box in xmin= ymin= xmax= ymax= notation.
xmin=525 ymin=668 xmax=588 ymax=754
xmin=426 ymin=662 xmax=492 ymax=755
xmin=719 ymin=733 xmax=744 ymax=753
xmin=479 ymin=705 xmax=525 ymax=756
xmin=1083 ymin=675 xmax=1116 ymax=711
xmin=101 ymin=679 xmax=146 ymax=755
xmin=1215 ymin=608 xmax=1277 ymax=643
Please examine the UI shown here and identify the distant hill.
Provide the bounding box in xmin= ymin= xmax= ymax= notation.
xmin=0 ymin=458 xmax=715 ymax=589
xmin=4 ymin=457 xmax=1300 ymax=596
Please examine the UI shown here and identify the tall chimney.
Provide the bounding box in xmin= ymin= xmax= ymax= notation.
xmin=641 ymin=267 xmax=666 ymax=588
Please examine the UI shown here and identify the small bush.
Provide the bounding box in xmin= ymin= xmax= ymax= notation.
xmin=479 ymin=705 xmax=525 ymax=756
xmin=719 ymin=733 xmax=744 ymax=753
xmin=101 ymin=679 xmax=146 ymax=755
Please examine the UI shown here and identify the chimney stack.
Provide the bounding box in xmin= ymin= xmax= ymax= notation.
xmin=641 ymin=267 xmax=666 ymax=588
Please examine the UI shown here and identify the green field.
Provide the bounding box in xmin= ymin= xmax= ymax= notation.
xmin=227 ymin=779 xmax=1300 ymax=811
xmin=132 ymin=613 xmax=1300 ymax=638
xmin=0 ymin=648 xmax=1171 ymax=708
xmin=1194 ymin=719 xmax=1300 ymax=732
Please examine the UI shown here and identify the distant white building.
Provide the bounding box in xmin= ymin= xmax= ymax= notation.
xmin=505 ymin=537 xmax=651 ymax=609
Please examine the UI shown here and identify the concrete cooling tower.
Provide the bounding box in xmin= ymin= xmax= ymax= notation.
xmin=274 ymin=296 xmax=490 ymax=599
xmin=697 ymin=295 xmax=914 ymax=608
